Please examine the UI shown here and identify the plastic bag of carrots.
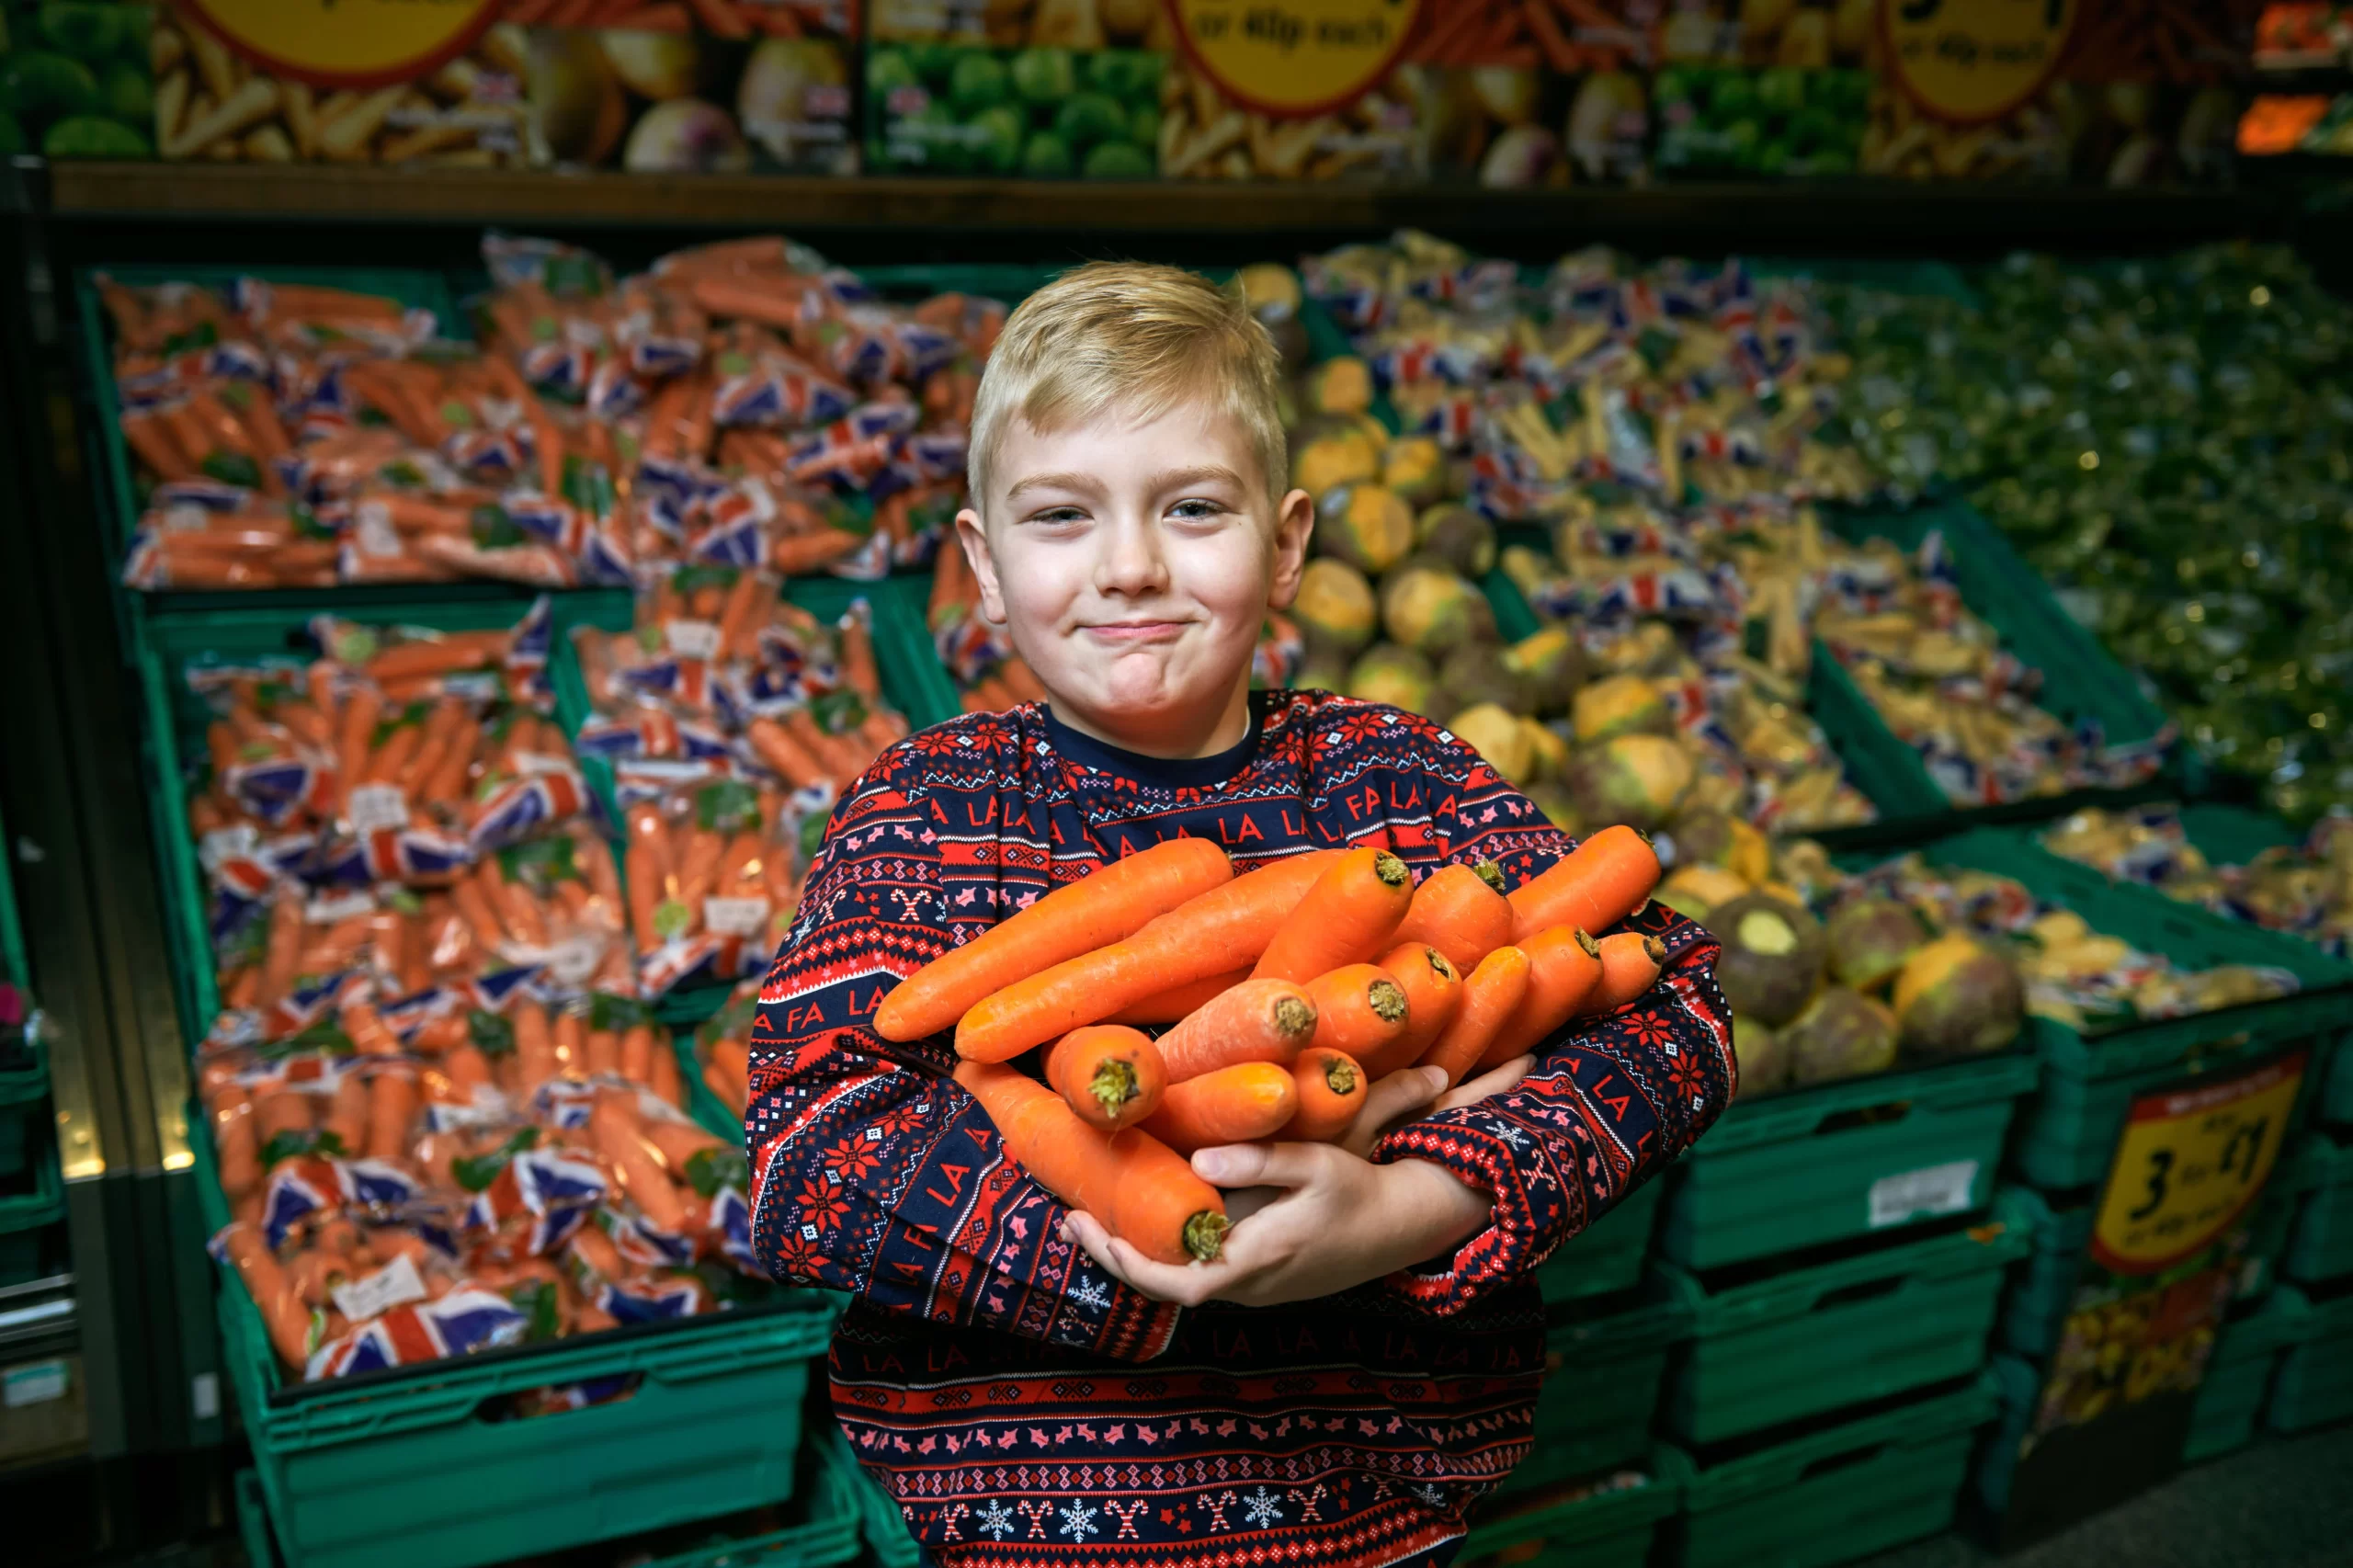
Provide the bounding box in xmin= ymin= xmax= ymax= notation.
xmin=199 ymin=991 xmax=771 ymax=1382
xmin=618 ymin=773 xmax=813 ymax=997
xmin=873 ymin=828 xmax=1665 ymax=1267
xmin=690 ymin=982 xmax=759 ymax=1124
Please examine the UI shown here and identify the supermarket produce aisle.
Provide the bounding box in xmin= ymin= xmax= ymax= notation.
xmin=1861 ymin=1425 xmax=2353 ymax=1568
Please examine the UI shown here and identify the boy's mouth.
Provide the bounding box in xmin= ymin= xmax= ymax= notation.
xmin=1081 ymin=619 xmax=1190 ymax=644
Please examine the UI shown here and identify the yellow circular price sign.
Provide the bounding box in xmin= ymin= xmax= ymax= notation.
xmin=1881 ymin=0 xmax=2079 ymax=125
xmin=1171 ymin=0 xmax=1424 ymax=119
xmin=2091 ymin=1053 xmax=2307 ymax=1277
xmin=182 ymin=0 xmax=505 ymax=89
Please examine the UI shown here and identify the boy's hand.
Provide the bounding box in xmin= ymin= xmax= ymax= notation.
xmin=1060 ymin=1056 xmax=1534 ymax=1309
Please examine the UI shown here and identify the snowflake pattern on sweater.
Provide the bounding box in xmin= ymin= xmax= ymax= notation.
xmin=748 ymin=691 xmax=1733 ymax=1568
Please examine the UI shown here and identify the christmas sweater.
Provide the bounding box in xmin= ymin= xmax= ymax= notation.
xmin=747 ymin=691 xmax=1733 ymax=1568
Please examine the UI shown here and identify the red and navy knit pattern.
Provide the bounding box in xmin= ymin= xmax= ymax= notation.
xmin=748 ymin=690 xmax=1732 ymax=1568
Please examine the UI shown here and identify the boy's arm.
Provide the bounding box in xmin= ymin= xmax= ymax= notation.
xmin=746 ymin=767 xmax=1180 ymax=1363
xmin=1368 ymin=729 xmax=1736 ymax=1316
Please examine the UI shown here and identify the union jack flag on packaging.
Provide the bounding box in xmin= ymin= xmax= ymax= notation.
xmin=303 ymin=1288 xmax=529 ymax=1381
xmin=260 ymin=1154 xmax=424 ymax=1249
xmin=463 ymin=1146 xmax=608 ymax=1256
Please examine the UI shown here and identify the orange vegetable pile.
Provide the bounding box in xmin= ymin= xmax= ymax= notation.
xmin=106 ymin=233 xmax=1001 ymax=593
xmin=884 ymin=827 xmax=1665 ymax=1266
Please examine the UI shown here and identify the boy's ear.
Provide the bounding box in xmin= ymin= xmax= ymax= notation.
xmin=1265 ymin=487 xmax=1315 ymax=612
xmin=957 ymin=507 xmax=1010 ymax=626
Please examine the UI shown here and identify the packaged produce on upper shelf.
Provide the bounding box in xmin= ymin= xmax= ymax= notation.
xmin=2041 ymin=805 xmax=2353 ymax=960
xmin=1817 ymin=247 xmax=2353 ymax=821
xmin=865 ymin=41 xmax=1165 ymax=177
xmin=0 ymin=0 xmax=154 ymax=160
xmin=101 ymin=233 xmax=999 ymax=591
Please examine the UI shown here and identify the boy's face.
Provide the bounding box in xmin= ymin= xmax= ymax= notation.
xmin=958 ymin=400 xmax=1313 ymax=757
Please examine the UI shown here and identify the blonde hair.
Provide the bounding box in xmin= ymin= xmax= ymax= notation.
xmin=967 ymin=262 xmax=1288 ymax=512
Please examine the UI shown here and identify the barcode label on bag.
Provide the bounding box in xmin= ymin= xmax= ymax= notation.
xmin=347 ymin=783 xmax=409 ymax=835
xmin=704 ymin=896 xmax=773 ymax=937
xmin=331 ymin=1254 xmax=426 ymax=1323
xmin=1868 ymin=1160 xmax=1979 ymax=1228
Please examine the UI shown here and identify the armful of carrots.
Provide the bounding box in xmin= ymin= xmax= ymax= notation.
xmin=881 ymin=829 xmax=1664 ymax=1268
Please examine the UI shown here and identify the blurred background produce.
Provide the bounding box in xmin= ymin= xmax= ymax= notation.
xmin=0 ymin=0 xmax=152 ymax=159
xmin=1656 ymin=63 xmax=1869 ymax=177
xmin=529 ymin=22 xmax=855 ymax=175
xmin=867 ymin=41 xmax=1161 ymax=176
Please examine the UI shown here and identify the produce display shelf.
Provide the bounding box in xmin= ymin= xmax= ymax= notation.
xmin=1502 ymin=1279 xmax=1690 ymax=1498
xmin=1803 ymin=501 xmax=2180 ymax=835
xmin=190 ymin=1119 xmax=837 ymax=1568
xmin=1677 ymin=1373 xmax=1998 ymax=1568
xmin=71 ymin=265 xmax=464 ymax=556
xmin=2187 ymin=1298 xmax=2301 ymax=1463
xmin=1458 ymin=1449 xmax=1688 ymax=1568
xmin=1933 ymin=831 xmax=2353 ymax=1192
xmin=1657 ymin=1049 xmax=2036 ymax=1271
xmin=2265 ymin=1281 xmax=2353 ymax=1433
xmin=2286 ymin=1131 xmax=2353 ymax=1285
xmin=1662 ymin=1196 xmax=2026 ymax=1446
xmin=132 ymin=592 xmax=634 ymax=1051
xmin=1530 ymin=1173 xmax=1661 ymax=1305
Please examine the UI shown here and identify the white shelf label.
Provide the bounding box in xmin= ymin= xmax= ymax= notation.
xmin=1868 ymin=1160 xmax=1980 ymax=1229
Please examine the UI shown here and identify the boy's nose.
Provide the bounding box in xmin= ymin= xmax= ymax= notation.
xmin=1094 ymin=520 xmax=1170 ymax=597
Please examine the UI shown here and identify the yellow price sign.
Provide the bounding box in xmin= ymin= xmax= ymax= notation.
xmin=1170 ymin=0 xmax=1423 ymax=119
xmin=2091 ymin=1053 xmax=2306 ymax=1277
xmin=1881 ymin=0 xmax=2079 ymax=125
xmin=181 ymin=0 xmax=506 ymax=89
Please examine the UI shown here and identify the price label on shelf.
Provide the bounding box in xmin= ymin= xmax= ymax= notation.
xmin=1171 ymin=0 xmax=1424 ymax=119
xmin=2090 ymin=1051 xmax=2306 ymax=1276
xmin=1881 ymin=0 xmax=2080 ymax=125
xmin=182 ymin=0 xmax=506 ymax=89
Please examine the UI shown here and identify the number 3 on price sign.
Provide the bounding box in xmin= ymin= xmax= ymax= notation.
xmin=2090 ymin=1053 xmax=2306 ymax=1276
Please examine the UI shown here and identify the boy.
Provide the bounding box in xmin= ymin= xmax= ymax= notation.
xmin=749 ymin=264 xmax=1732 ymax=1567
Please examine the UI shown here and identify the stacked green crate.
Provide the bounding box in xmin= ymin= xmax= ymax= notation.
xmin=2285 ymin=1131 xmax=2353 ymax=1286
xmin=2187 ymin=1296 xmax=2301 ymax=1462
xmin=0 ymin=798 xmax=63 ymax=1287
xmin=1530 ymin=1177 xmax=1662 ymax=1303
xmin=1457 ymin=1451 xmax=1687 ymax=1568
xmin=1506 ymin=1283 xmax=1690 ymax=1499
xmin=2265 ymin=1282 xmax=2353 ymax=1433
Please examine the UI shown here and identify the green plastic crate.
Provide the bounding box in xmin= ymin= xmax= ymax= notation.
xmin=2287 ymin=1132 xmax=2353 ymax=1284
xmin=1680 ymin=1374 xmax=1998 ymax=1568
xmin=133 ymin=594 xmax=634 ymax=1051
xmin=1804 ymin=502 xmax=2172 ymax=832
xmin=2266 ymin=1282 xmax=2353 ymax=1433
xmin=1459 ymin=1449 xmax=1688 ymax=1568
xmin=1658 ymin=1051 xmax=2036 ymax=1270
xmin=0 ymin=1036 xmax=44 ymax=1185
xmin=73 ymin=266 xmax=462 ymax=557
xmin=1531 ymin=1175 xmax=1662 ymax=1305
xmin=842 ymin=1429 xmax=922 ymax=1568
xmin=1664 ymin=1195 xmax=2026 ymax=1445
xmin=0 ymin=1150 xmax=66 ymax=1285
xmin=2321 ymin=1037 xmax=2353 ymax=1130
xmin=1502 ymin=1280 xmax=1690 ymax=1496
xmin=1919 ymin=829 xmax=2353 ymax=1191
xmin=1969 ymin=1355 xmax=2037 ymax=1515
xmin=2186 ymin=1296 xmax=2300 ymax=1462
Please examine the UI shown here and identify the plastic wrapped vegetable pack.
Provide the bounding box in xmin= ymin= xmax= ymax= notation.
xmin=2041 ymin=805 xmax=2353 ymax=960
xmin=569 ymin=563 xmax=911 ymax=995
xmin=481 ymin=234 xmax=997 ymax=582
xmin=1818 ymin=247 xmax=2353 ymax=820
xmin=1297 ymin=233 xmax=1878 ymax=520
xmin=199 ymin=992 xmax=769 ymax=1384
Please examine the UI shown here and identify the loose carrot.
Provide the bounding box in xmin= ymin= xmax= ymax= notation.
xmin=648 ymin=1042 xmax=685 ymax=1108
xmin=1367 ymin=943 xmax=1461 ymax=1077
xmin=1578 ymin=933 xmax=1667 ymax=1016
xmin=1250 ymin=846 xmax=1414 ymax=983
xmin=590 ymin=1094 xmax=689 ymax=1233
xmin=218 ymin=1221 xmax=312 ymax=1369
xmin=642 ymin=1116 xmax=724 ymax=1172
xmin=1141 ymin=1062 xmax=1297 ymax=1154
xmin=1421 ymin=945 xmax=1533 ymax=1086
xmin=1153 ymin=978 xmax=1316 ymax=1082
xmin=514 ymin=1002 xmax=558 ymax=1091
xmin=1506 ymin=825 xmax=1662 ymax=945
xmin=955 ymin=1060 xmax=1226 ymax=1264
xmin=1304 ymin=964 xmax=1411 ymax=1067
xmin=366 ymin=1065 xmax=416 ymax=1163
xmin=1392 ymin=860 xmax=1515 ymax=976
xmin=1107 ymin=966 xmax=1252 ymax=1025
xmin=1285 ymin=1048 xmax=1365 ymax=1142
xmin=746 ymin=716 xmax=830 ymax=791
xmin=954 ymin=850 xmax=1339 ymax=1062
xmin=620 ymin=1023 xmax=655 ymax=1085
xmin=877 ymin=838 xmax=1233 ymax=1043
xmin=1483 ymin=926 xmax=1602 ymax=1066
xmin=840 ymin=615 xmax=881 ymax=700
xmin=1045 ymin=1025 xmax=1167 ymax=1130
xmin=258 ymin=892 xmax=304 ymax=1006
xmin=209 ymin=1084 xmax=261 ymax=1197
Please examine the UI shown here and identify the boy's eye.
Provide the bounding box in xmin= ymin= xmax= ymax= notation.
xmin=1170 ymin=498 xmax=1228 ymax=520
xmin=1029 ymin=506 xmax=1088 ymax=524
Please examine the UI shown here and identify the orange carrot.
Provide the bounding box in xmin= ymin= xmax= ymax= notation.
xmin=366 ymin=1065 xmax=416 ymax=1163
xmin=209 ymin=1084 xmax=260 ymax=1197
xmin=1304 ymin=964 xmax=1411 ymax=1067
xmin=1506 ymin=826 xmax=1662 ymax=944
xmin=1392 ymin=861 xmax=1515 ymax=976
xmin=954 ymin=850 xmax=1339 ymax=1062
xmin=1045 ymin=1025 xmax=1167 ymax=1130
xmin=590 ymin=1094 xmax=688 ymax=1233
xmin=840 ymin=615 xmax=881 ymax=699
xmin=620 ymin=1023 xmax=655 ymax=1085
xmin=746 ymin=716 xmax=830 ymax=791
xmin=217 ymin=1221 xmax=312 ymax=1369
xmin=954 ymin=1060 xmax=1227 ymax=1264
xmin=1250 ymin=846 xmax=1414 ymax=983
xmin=1483 ymin=926 xmax=1602 ymax=1066
xmin=1142 ymin=1062 xmax=1297 ymax=1154
xmin=1367 ymin=943 xmax=1461 ymax=1078
xmin=1422 ymin=945 xmax=1533 ymax=1086
xmin=1285 ymin=1048 xmax=1365 ymax=1141
xmin=647 ymin=1042 xmax=685 ymax=1108
xmin=1578 ymin=933 xmax=1667 ymax=1016
xmin=1153 ymin=978 xmax=1316 ymax=1081
xmin=323 ymin=1072 xmax=369 ymax=1156
xmin=1107 ymin=966 xmax=1252 ymax=1025
xmin=876 ymin=837 xmax=1233 ymax=1042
